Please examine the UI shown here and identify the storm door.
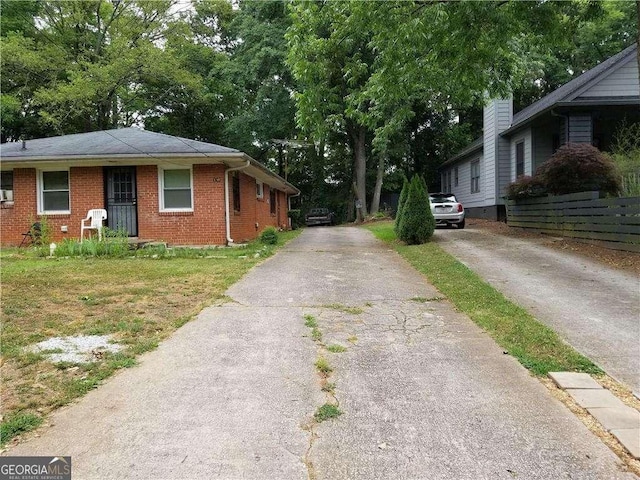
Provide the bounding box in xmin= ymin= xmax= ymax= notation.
xmin=105 ymin=167 xmax=138 ymax=236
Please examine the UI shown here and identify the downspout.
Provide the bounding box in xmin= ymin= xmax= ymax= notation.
xmin=224 ymin=160 xmax=250 ymax=244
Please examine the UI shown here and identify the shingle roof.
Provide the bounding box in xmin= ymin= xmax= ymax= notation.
xmin=443 ymin=43 xmax=638 ymax=169
xmin=0 ymin=127 xmax=239 ymax=158
xmin=507 ymin=43 xmax=638 ymax=133
xmin=440 ymin=137 xmax=483 ymax=167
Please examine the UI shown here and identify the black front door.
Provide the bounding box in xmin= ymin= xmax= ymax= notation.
xmin=105 ymin=167 xmax=138 ymax=236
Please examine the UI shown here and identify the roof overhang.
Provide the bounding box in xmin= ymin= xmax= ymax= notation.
xmin=0 ymin=151 xmax=300 ymax=195
xmin=501 ymin=96 xmax=640 ymax=138
xmin=440 ymin=137 xmax=483 ymax=169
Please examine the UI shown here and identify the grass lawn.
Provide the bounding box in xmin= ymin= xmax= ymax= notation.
xmin=366 ymin=221 xmax=601 ymax=377
xmin=0 ymin=230 xmax=301 ymax=444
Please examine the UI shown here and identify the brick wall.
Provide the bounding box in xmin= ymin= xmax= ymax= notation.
xmin=0 ymin=167 xmax=104 ymax=245
xmin=136 ymin=164 xmax=227 ymax=245
xmin=1 ymin=164 xmax=291 ymax=246
xmin=229 ymin=173 xmax=287 ymax=243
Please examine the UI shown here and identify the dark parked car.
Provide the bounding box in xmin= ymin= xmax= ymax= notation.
xmin=305 ymin=208 xmax=335 ymax=227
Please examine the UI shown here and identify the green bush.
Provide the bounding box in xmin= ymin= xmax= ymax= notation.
xmin=397 ymin=175 xmax=435 ymax=245
xmin=535 ymin=143 xmax=621 ymax=196
xmin=287 ymin=209 xmax=303 ymax=229
xmin=505 ymin=175 xmax=547 ymax=200
xmin=259 ymin=226 xmax=278 ymax=245
xmin=394 ymin=175 xmax=409 ymax=235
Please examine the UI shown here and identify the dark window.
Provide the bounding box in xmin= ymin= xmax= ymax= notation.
xmin=232 ymin=172 xmax=241 ymax=212
xmin=41 ymin=170 xmax=70 ymax=212
xmin=270 ymin=188 xmax=277 ymax=215
xmin=1 ymin=171 xmax=13 ymax=190
xmin=0 ymin=171 xmax=13 ymax=203
xmin=516 ymin=141 xmax=525 ymax=178
xmin=470 ymin=160 xmax=480 ymax=193
xmin=454 ymin=167 xmax=459 ymax=187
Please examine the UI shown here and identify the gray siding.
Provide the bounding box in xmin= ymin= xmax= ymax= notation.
xmin=496 ymin=136 xmax=511 ymax=202
xmin=568 ymin=115 xmax=592 ymax=144
xmin=510 ymin=128 xmax=532 ymax=181
xmin=577 ymin=57 xmax=640 ymax=98
xmin=441 ymin=153 xmax=486 ymax=208
xmin=483 ymin=98 xmax=512 ymax=206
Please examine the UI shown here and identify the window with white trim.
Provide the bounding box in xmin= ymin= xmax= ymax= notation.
xmin=1 ymin=171 xmax=14 ymax=203
xmin=38 ymin=170 xmax=70 ymax=213
xmin=470 ymin=160 xmax=480 ymax=193
xmin=256 ymin=181 xmax=264 ymax=199
xmin=159 ymin=167 xmax=193 ymax=211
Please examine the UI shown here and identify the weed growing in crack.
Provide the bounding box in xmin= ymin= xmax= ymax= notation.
xmin=311 ymin=328 xmax=322 ymax=341
xmin=410 ymin=296 xmax=444 ymax=303
xmin=315 ymin=357 xmax=333 ymax=375
xmin=321 ymin=382 xmax=336 ymax=393
xmin=314 ymin=404 xmax=342 ymax=422
xmin=326 ymin=344 xmax=347 ymax=353
xmin=304 ymin=314 xmax=318 ymax=328
xmin=347 ymin=335 xmax=358 ymax=344
xmin=322 ymin=303 xmax=364 ymax=315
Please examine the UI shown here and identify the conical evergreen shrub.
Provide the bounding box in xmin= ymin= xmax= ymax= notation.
xmin=397 ymin=175 xmax=435 ymax=245
xmin=394 ymin=176 xmax=409 ymax=235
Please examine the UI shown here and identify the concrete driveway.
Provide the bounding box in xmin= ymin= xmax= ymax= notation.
xmin=434 ymin=225 xmax=640 ymax=395
xmin=5 ymin=227 xmax=635 ymax=479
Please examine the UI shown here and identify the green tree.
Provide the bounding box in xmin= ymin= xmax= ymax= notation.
xmin=394 ymin=176 xmax=409 ymax=235
xmin=397 ymin=175 xmax=435 ymax=245
xmin=1 ymin=0 xmax=200 ymax=139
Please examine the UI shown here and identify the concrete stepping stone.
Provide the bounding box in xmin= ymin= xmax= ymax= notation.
xmin=610 ymin=429 xmax=640 ymax=459
xmin=550 ymin=371 xmax=640 ymax=459
xmin=549 ymin=372 xmax=602 ymax=389
xmin=587 ymin=406 xmax=640 ymax=432
xmin=566 ymin=388 xmax=627 ymax=409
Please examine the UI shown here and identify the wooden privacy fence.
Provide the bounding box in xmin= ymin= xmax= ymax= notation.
xmin=506 ymin=191 xmax=640 ymax=252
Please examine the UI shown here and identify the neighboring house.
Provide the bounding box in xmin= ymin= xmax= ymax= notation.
xmin=0 ymin=128 xmax=300 ymax=246
xmin=441 ymin=43 xmax=639 ymax=220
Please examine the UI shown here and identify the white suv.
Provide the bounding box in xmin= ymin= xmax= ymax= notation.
xmin=429 ymin=193 xmax=465 ymax=229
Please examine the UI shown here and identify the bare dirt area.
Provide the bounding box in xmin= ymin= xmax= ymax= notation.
xmin=467 ymin=218 xmax=640 ymax=275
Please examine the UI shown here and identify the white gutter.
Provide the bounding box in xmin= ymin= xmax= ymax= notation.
xmin=224 ymin=160 xmax=250 ymax=244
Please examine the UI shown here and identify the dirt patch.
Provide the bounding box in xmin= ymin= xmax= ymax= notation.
xmin=466 ymin=218 xmax=640 ymax=275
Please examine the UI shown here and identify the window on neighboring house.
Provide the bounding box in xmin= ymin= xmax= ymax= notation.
xmin=232 ymin=172 xmax=241 ymax=212
xmin=256 ymin=181 xmax=264 ymax=199
xmin=160 ymin=167 xmax=192 ymax=211
xmin=446 ymin=171 xmax=452 ymax=192
xmin=470 ymin=160 xmax=480 ymax=193
xmin=270 ymin=188 xmax=277 ymax=215
xmin=1 ymin=171 xmax=14 ymax=203
xmin=39 ymin=170 xmax=70 ymax=213
xmin=516 ymin=141 xmax=525 ymax=178
xmin=454 ymin=167 xmax=459 ymax=187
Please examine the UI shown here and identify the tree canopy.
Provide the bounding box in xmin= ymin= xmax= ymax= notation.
xmin=1 ymin=0 xmax=636 ymax=219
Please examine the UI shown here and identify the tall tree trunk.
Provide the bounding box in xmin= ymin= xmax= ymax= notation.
xmin=353 ymin=125 xmax=368 ymax=220
xmin=370 ymin=153 xmax=386 ymax=215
